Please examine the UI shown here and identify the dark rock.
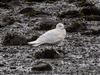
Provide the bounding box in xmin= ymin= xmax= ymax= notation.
xmin=8 ymin=0 xmax=21 ymax=6
xmin=25 ymin=0 xmax=45 ymax=2
xmin=2 ymin=16 xmax=15 ymax=25
xmin=34 ymin=48 xmax=62 ymax=59
xmin=83 ymin=15 xmax=100 ymax=21
xmin=0 ymin=2 xmax=11 ymax=9
xmin=2 ymin=33 xmax=28 ymax=46
xmin=81 ymin=7 xmax=100 ymax=15
xmin=46 ymin=0 xmax=59 ymax=3
xmin=28 ymin=35 xmax=39 ymax=43
xmin=68 ymin=0 xmax=86 ymax=3
xmin=34 ymin=18 xmax=58 ymax=30
xmin=0 ymin=24 xmax=4 ymax=28
xmin=0 ymin=63 xmax=5 ymax=67
xmin=66 ymin=21 xmax=87 ymax=32
xmin=10 ymin=66 xmax=16 ymax=69
xmin=68 ymin=0 xmax=76 ymax=3
xmin=3 ymin=54 xmax=9 ymax=58
xmin=0 ymin=0 xmax=12 ymax=3
xmin=19 ymin=7 xmax=48 ymax=17
xmin=0 ymin=16 xmax=15 ymax=28
xmin=75 ymin=2 xmax=94 ymax=7
xmin=19 ymin=7 xmax=34 ymax=14
xmin=25 ymin=0 xmax=59 ymax=3
xmin=58 ymin=10 xmax=81 ymax=18
xmin=26 ymin=56 xmax=32 ymax=58
xmin=31 ymin=62 xmax=52 ymax=71
xmin=81 ymin=29 xmax=100 ymax=36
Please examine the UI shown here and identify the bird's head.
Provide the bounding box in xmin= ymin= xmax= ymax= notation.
xmin=56 ymin=23 xmax=64 ymax=29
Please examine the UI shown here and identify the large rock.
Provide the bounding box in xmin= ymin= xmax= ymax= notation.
xmin=0 ymin=0 xmax=12 ymax=3
xmin=0 ymin=2 xmax=11 ymax=9
xmin=58 ymin=10 xmax=81 ymax=18
xmin=31 ymin=18 xmax=58 ymax=30
xmin=66 ymin=21 xmax=87 ymax=32
xmin=0 ymin=16 xmax=15 ymax=28
xmin=81 ymin=6 xmax=100 ymax=15
xmin=81 ymin=29 xmax=100 ymax=36
xmin=19 ymin=7 xmax=48 ymax=17
xmin=25 ymin=0 xmax=59 ymax=3
xmin=2 ymin=33 xmax=28 ymax=46
xmin=34 ymin=48 xmax=63 ymax=59
xmin=31 ymin=61 xmax=52 ymax=71
xmin=25 ymin=0 xmax=45 ymax=2
xmin=75 ymin=1 xmax=94 ymax=7
xmin=68 ymin=0 xmax=86 ymax=3
xmin=83 ymin=15 xmax=100 ymax=21
xmin=19 ymin=7 xmax=34 ymax=14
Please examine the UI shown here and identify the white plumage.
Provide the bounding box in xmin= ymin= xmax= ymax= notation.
xmin=28 ymin=23 xmax=66 ymax=46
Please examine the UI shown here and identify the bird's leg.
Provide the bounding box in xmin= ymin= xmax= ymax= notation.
xmin=52 ymin=45 xmax=62 ymax=57
xmin=58 ymin=41 xmax=64 ymax=47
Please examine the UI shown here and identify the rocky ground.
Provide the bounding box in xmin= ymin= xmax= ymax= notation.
xmin=0 ymin=0 xmax=100 ymax=75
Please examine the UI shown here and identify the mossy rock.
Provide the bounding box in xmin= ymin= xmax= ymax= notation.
xmin=34 ymin=48 xmax=63 ymax=59
xmin=27 ymin=35 xmax=39 ymax=42
xmin=66 ymin=21 xmax=87 ymax=32
xmin=75 ymin=1 xmax=94 ymax=7
xmin=31 ymin=62 xmax=52 ymax=71
xmin=0 ymin=16 xmax=15 ymax=28
xmin=0 ymin=63 xmax=5 ymax=67
xmin=81 ymin=29 xmax=100 ymax=36
xmin=58 ymin=10 xmax=81 ymax=18
xmin=83 ymin=15 xmax=100 ymax=21
xmin=19 ymin=7 xmax=48 ymax=17
xmin=19 ymin=7 xmax=35 ymax=14
xmin=68 ymin=0 xmax=86 ymax=3
xmin=46 ymin=0 xmax=59 ymax=3
xmin=0 ymin=0 xmax=12 ymax=3
xmin=80 ymin=7 xmax=100 ymax=16
xmin=25 ymin=0 xmax=59 ymax=3
xmin=0 ymin=2 xmax=11 ymax=9
xmin=34 ymin=18 xmax=58 ymax=30
xmin=2 ymin=33 xmax=28 ymax=46
xmin=25 ymin=0 xmax=45 ymax=2
xmin=2 ymin=16 xmax=15 ymax=25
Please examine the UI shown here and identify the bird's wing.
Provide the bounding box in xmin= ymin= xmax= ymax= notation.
xmin=37 ymin=29 xmax=61 ymax=44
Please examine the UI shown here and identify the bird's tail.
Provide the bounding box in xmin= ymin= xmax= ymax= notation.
xmin=28 ymin=40 xmax=40 ymax=46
